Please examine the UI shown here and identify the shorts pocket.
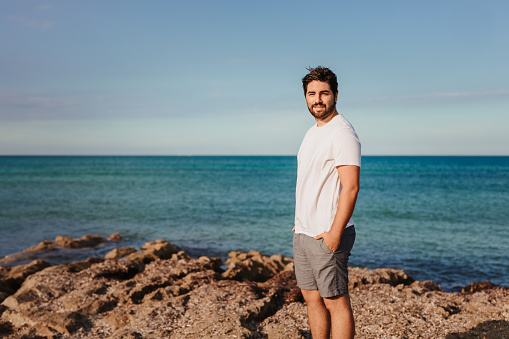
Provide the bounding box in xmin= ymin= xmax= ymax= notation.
xmin=319 ymin=239 xmax=334 ymax=254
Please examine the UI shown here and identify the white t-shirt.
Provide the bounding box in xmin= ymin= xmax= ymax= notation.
xmin=294 ymin=114 xmax=361 ymax=237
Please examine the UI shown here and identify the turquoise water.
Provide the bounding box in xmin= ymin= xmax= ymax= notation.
xmin=0 ymin=156 xmax=508 ymax=291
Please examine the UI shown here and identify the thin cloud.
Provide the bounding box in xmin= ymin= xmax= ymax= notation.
xmin=399 ymin=90 xmax=509 ymax=101
xmin=8 ymin=16 xmax=54 ymax=29
xmin=0 ymin=93 xmax=73 ymax=109
xmin=281 ymin=57 xmax=298 ymax=63
xmin=0 ymin=92 xmax=174 ymax=121
xmin=37 ymin=5 xmax=51 ymax=11
xmin=228 ymin=57 xmax=261 ymax=64
xmin=0 ymin=93 xmax=78 ymax=120
xmin=345 ymin=90 xmax=509 ymax=107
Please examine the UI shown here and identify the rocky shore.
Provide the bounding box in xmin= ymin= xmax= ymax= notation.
xmin=1 ymin=234 xmax=508 ymax=338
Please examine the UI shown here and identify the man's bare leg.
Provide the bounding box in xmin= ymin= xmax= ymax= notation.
xmin=323 ymin=294 xmax=355 ymax=339
xmin=301 ymin=289 xmax=330 ymax=339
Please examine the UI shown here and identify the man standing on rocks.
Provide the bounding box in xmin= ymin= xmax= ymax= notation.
xmin=293 ymin=66 xmax=361 ymax=339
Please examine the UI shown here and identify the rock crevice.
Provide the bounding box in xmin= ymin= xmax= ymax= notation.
xmin=1 ymin=234 xmax=508 ymax=338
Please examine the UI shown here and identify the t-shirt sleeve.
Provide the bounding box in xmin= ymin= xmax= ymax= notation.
xmin=332 ymin=128 xmax=361 ymax=167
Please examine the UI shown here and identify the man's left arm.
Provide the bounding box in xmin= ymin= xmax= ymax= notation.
xmin=314 ymin=165 xmax=360 ymax=251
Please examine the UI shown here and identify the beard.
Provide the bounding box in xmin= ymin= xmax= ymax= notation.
xmin=308 ymin=102 xmax=336 ymax=120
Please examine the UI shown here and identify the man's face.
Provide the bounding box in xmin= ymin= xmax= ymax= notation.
xmin=305 ymin=81 xmax=337 ymax=120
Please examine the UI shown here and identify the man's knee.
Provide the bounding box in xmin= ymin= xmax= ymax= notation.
xmin=301 ymin=289 xmax=323 ymax=304
xmin=323 ymin=293 xmax=351 ymax=312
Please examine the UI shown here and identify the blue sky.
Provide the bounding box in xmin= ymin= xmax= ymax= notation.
xmin=1 ymin=1 xmax=508 ymax=155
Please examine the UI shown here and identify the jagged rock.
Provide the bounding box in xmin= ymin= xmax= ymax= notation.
xmin=20 ymin=240 xmax=55 ymax=253
xmin=0 ymin=319 xmax=14 ymax=337
xmin=445 ymin=320 xmax=509 ymax=338
xmin=1 ymin=249 xmax=224 ymax=337
xmin=123 ymin=239 xmax=179 ymax=271
xmin=169 ymin=280 xmax=262 ymax=338
xmin=89 ymin=259 xmax=141 ymax=281
xmin=109 ymin=327 xmax=143 ymax=339
xmin=105 ymin=247 xmax=137 ymax=259
xmin=2 ymin=267 xmax=74 ymax=311
xmin=400 ymin=279 xmax=443 ymax=297
xmin=0 ymin=267 xmax=12 ymax=300
xmin=257 ymin=270 xmax=302 ymax=306
xmin=108 ymin=233 xmax=123 ymax=241
xmin=0 ymin=279 xmax=14 ymax=304
xmin=437 ymin=303 xmax=462 ymax=318
xmin=0 ymin=266 xmax=10 ymax=279
xmin=411 ymin=279 xmax=442 ymax=291
xmin=2 ymin=259 xmax=51 ymax=291
xmin=222 ymin=250 xmax=294 ymax=282
xmin=0 ymin=259 xmax=51 ymax=303
xmin=1 ymin=239 xmax=508 ymax=338
xmin=348 ymin=267 xmax=415 ymax=289
xmin=462 ymin=281 xmax=500 ymax=293
xmin=261 ymin=302 xmax=310 ymax=338
xmin=61 ymin=256 xmax=105 ymax=273
xmin=54 ymin=234 xmax=106 ymax=248
xmin=171 ymin=250 xmax=192 ymax=261
xmin=2 ymin=306 xmax=90 ymax=336
xmin=0 ymin=233 xmax=118 ymax=264
xmin=0 ymin=292 xmax=11 ymax=304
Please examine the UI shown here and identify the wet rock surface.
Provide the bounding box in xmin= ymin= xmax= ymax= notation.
xmin=1 ymin=235 xmax=508 ymax=338
xmin=0 ymin=233 xmax=123 ymax=266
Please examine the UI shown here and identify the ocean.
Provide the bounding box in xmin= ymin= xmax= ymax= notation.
xmin=0 ymin=156 xmax=507 ymax=291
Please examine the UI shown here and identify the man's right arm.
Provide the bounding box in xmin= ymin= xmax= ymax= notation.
xmin=314 ymin=165 xmax=360 ymax=251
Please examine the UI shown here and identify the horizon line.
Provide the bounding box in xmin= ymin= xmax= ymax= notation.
xmin=1 ymin=154 xmax=508 ymax=157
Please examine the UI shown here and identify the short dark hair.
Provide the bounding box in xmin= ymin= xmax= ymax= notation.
xmin=302 ymin=66 xmax=338 ymax=96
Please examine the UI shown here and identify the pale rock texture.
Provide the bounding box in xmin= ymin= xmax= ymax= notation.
xmin=0 ymin=235 xmax=508 ymax=338
xmin=222 ymin=250 xmax=295 ymax=282
xmin=0 ymin=233 xmax=122 ymax=264
xmin=104 ymin=247 xmax=137 ymax=260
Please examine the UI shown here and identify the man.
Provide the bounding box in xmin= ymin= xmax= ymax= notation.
xmin=293 ymin=66 xmax=361 ymax=339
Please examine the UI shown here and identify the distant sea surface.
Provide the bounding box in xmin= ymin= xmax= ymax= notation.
xmin=1 ymin=156 xmax=508 ymax=291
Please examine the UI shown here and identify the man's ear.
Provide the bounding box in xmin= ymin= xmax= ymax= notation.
xmin=335 ymin=91 xmax=339 ymax=102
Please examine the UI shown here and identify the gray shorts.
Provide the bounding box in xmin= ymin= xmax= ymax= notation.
xmin=293 ymin=226 xmax=356 ymax=298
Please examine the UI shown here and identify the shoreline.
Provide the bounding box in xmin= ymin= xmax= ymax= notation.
xmin=1 ymin=234 xmax=508 ymax=338
xmin=0 ymin=233 xmax=500 ymax=293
